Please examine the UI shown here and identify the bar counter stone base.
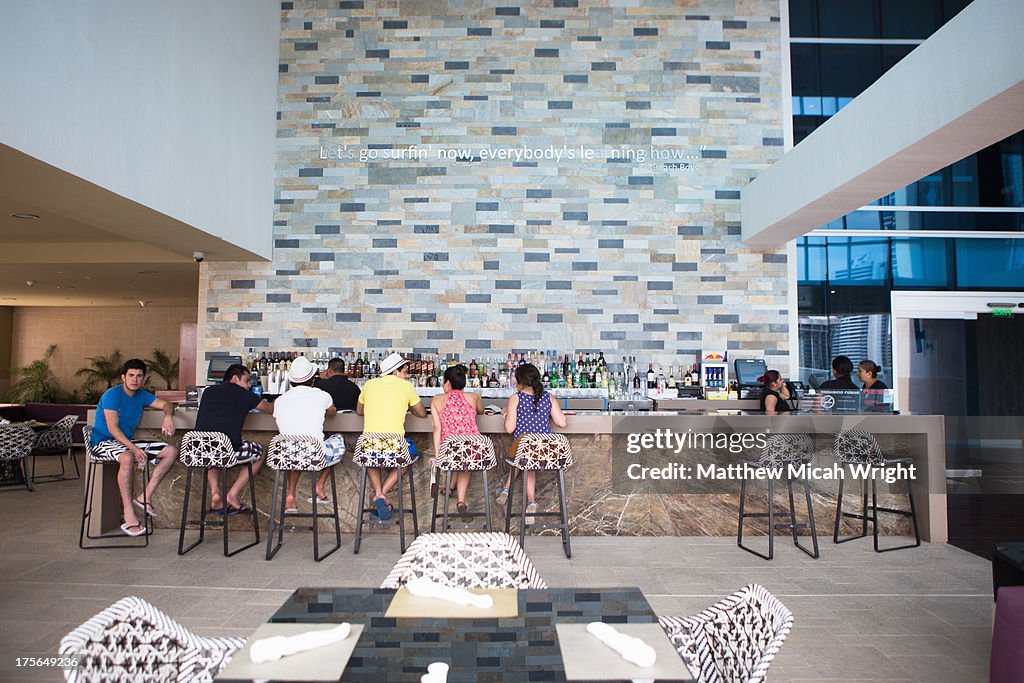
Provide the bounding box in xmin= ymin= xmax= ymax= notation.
xmin=136 ymin=429 xmax=914 ymax=539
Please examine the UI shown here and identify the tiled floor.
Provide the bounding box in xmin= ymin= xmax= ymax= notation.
xmin=0 ymin=459 xmax=991 ymax=682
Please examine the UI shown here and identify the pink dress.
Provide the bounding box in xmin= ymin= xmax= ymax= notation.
xmin=439 ymin=390 xmax=480 ymax=443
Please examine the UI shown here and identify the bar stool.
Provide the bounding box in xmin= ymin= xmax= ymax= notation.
xmin=265 ymin=434 xmax=340 ymax=562
xmin=177 ymin=431 xmax=260 ymax=557
xmin=431 ymin=434 xmax=497 ymax=533
xmin=503 ymin=433 xmax=573 ymax=558
xmin=833 ymin=429 xmax=920 ymax=552
xmin=78 ymin=425 xmax=152 ymax=549
xmin=738 ymin=434 xmax=819 ymax=560
xmin=352 ymin=432 xmax=419 ymax=554
xmin=0 ymin=422 xmax=37 ymax=492
xmin=30 ymin=414 xmax=80 ymax=483
xmin=380 ymin=532 xmax=547 ymax=590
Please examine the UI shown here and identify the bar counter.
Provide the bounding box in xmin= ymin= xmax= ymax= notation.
xmin=88 ymin=409 xmax=945 ymax=543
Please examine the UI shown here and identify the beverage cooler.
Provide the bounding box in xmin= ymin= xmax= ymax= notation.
xmin=699 ymin=354 xmax=729 ymax=399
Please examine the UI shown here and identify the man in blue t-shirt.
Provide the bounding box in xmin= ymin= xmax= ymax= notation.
xmin=90 ymin=358 xmax=178 ymax=537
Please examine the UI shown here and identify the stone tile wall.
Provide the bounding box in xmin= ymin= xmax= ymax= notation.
xmin=202 ymin=0 xmax=788 ymax=369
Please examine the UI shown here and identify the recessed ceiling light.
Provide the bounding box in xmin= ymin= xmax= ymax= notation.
xmin=1 ymin=297 xmax=17 ymax=301
xmin=137 ymin=270 xmax=159 ymax=275
xmin=10 ymin=212 xmax=40 ymax=220
xmin=56 ymin=285 xmax=76 ymax=290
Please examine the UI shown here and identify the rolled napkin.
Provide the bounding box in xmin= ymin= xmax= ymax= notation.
xmin=249 ymin=623 xmax=352 ymax=664
xmin=585 ymin=621 xmax=657 ymax=668
xmin=405 ymin=578 xmax=494 ymax=609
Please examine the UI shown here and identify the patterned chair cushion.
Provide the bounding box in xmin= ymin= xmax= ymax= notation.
xmin=380 ymin=532 xmax=547 ymax=590
xmin=0 ymin=423 xmax=37 ymax=461
xmin=353 ymin=432 xmax=413 ymax=468
xmin=32 ymin=414 xmax=78 ymax=452
xmin=512 ymin=433 xmax=573 ymax=471
xmin=757 ymin=434 xmax=813 ymax=468
xmin=267 ymin=434 xmax=327 ymax=471
xmin=437 ymin=434 xmax=496 ymax=471
xmin=179 ymin=431 xmax=242 ymax=468
xmin=659 ymin=584 xmax=793 ymax=683
xmin=833 ymin=429 xmax=884 ymax=466
xmin=59 ymin=596 xmax=244 ymax=683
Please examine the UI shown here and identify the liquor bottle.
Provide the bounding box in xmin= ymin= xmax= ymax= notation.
xmin=647 ymin=363 xmax=655 ymax=385
xmin=469 ymin=358 xmax=478 ymax=380
xmin=488 ymin=370 xmax=499 ymax=388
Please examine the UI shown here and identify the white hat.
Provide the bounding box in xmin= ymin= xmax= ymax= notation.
xmin=379 ymin=352 xmax=407 ymax=375
xmin=288 ymin=356 xmax=317 ymax=383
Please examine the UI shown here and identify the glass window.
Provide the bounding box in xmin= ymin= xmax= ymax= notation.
xmin=798 ymin=313 xmax=892 ymax=389
xmin=790 ymin=45 xmax=820 ymax=95
xmin=891 ymin=238 xmax=950 ymax=287
xmin=790 ymin=0 xmax=817 ymax=37
xmin=819 ymin=0 xmax=878 ymax=38
xmin=955 ymin=239 xmax=1024 ymax=288
xmin=797 ymin=237 xmax=828 ymax=283
xmin=881 ymin=44 xmax=917 ymax=72
xmin=818 ymin=45 xmax=882 ymax=97
xmin=880 ymin=0 xmax=940 ymax=38
xmin=827 ymin=237 xmax=889 ymax=285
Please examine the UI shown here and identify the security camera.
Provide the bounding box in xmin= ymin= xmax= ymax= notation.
xmin=193 ymin=251 xmax=206 ymax=263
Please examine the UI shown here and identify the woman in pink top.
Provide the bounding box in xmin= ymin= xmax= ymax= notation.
xmin=430 ymin=364 xmax=484 ymax=513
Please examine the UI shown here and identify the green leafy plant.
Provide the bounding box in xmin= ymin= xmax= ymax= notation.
xmin=146 ymin=348 xmax=180 ymax=390
xmin=7 ymin=344 xmax=61 ymax=403
xmin=75 ymin=349 xmax=124 ymax=403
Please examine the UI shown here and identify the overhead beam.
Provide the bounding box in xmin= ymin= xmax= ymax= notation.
xmin=741 ymin=0 xmax=1024 ymax=248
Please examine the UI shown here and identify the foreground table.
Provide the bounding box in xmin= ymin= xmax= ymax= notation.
xmin=218 ymin=586 xmax=691 ymax=682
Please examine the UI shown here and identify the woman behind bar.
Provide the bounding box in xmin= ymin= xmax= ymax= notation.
xmin=857 ymin=359 xmax=887 ymax=390
xmin=759 ymin=369 xmax=794 ymax=414
xmin=497 ymin=363 xmax=568 ymax=522
xmin=430 ymin=364 xmax=484 ymax=515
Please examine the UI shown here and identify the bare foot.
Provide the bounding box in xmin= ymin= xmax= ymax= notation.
xmin=285 ymin=496 xmax=297 ymax=511
xmin=210 ymin=493 xmax=224 ymax=512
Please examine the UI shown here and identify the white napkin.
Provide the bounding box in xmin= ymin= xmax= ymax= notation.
xmin=249 ymin=622 xmax=352 ymax=664
xmin=586 ymin=622 xmax=657 ymax=668
xmin=405 ymin=578 xmax=494 ymax=609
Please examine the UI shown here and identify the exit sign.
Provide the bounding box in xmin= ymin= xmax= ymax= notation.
xmin=992 ymin=308 xmax=1014 ymax=318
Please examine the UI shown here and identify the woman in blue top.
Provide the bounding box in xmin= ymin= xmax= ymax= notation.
xmin=496 ymin=363 xmax=567 ymax=522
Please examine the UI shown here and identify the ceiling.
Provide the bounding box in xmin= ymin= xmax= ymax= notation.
xmin=0 ymin=143 xmax=263 ymax=307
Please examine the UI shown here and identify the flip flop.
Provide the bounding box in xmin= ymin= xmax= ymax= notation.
xmin=457 ymin=502 xmax=469 ymax=517
xmin=209 ymin=507 xmax=226 ymax=516
xmin=120 ymin=522 xmax=147 ymax=537
xmin=284 ymin=507 xmax=299 ymax=514
xmin=133 ymin=499 xmax=157 ymax=518
xmin=373 ymin=497 xmax=392 ymax=521
xmin=306 ymin=496 xmax=331 ymax=505
xmin=226 ymin=505 xmax=252 ymax=516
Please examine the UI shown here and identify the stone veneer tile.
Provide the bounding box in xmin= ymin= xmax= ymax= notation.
xmin=203 ymin=0 xmax=789 ymax=366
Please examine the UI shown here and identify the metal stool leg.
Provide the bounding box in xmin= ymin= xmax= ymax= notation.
xmin=430 ymin=468 xmax=440 ymax=533
xmin=265 ymin=470 xmax=284 ymax=560
xmin=396 ymin=466 xmax=406 ymax=553
xmin=178 ymin=466 xmax=200 ymax=555
xmin=354 ymin=467 xmax=368 ymax=554
xmin=408 ymin=465 xmax=418 ymax=538
xmin=519 ymin=468 xmax=529 ymax=550
xmin=871 ymin=476 xmax=922 ymax=553
xmin=557 ymin=469 xmax=571 ymax=558
xmin=799 ymin=473 xmax=820 ymax=558
xmin=482 ymin=469 xmax=492 ymax=532
xmin=441 ymin=470 xmax=452 ymax=533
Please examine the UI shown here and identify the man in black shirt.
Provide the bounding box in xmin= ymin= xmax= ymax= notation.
xmin=195 ymin=364 xmax=274 ymax=514
xmin=818 ymin=355 xmax=859 ymax=391
xmin=314 ymin=357 xmax=361 ymax=411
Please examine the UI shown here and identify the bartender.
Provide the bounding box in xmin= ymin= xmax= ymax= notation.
xmin=857 ymin=360 xmax=887 ymax=390
xmin=759 ymin=370 xmax=794 ymax=413
xmin=818 ymin=355 xmax=858 ymax=390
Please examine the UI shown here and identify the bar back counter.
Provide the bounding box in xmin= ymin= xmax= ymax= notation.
xmin=87 ymin=408 xmax=945 ymax=544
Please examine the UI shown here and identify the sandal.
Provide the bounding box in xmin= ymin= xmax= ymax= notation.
xmin=373 ymin=497 xmax=393 ymax=521
xmin=456 ymin=502 xmax=468 ymax=517
xmin=133 ymin=498 xmax=158 ymax=518
xmin=120 ymin=522 xmax=147 ymax=537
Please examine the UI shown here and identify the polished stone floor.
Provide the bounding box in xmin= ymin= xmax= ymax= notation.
xmin=0 ymin=455 xmax=991 ymax=682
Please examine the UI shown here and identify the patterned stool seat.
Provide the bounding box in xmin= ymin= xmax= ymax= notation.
xmin=757 ymin=434 xmax=813 ymax=468
xmin=32 ymin=414 xmax=77 ymax=453
xmin=739 ymin=433 xmax=819 ymax=560
xmin=380 ymin=532 xmax=547 ymax=590
xmin=180 ymin=431 xmax=257 ymax=468
xmin=0 ymin=422 xmax=37 ymax=492
xmin=178 ymin=431 xmax=261 ymax=557
xmin=436 ymin=434 xmax=497 ymax=471
xmin=353 ymin=432 xmax=413 ymax=468
xmin=265 ymin=434 xmax=340 ymax=562
xmin=59 ymin=595 xmax=244 ymax=683
xmin=504 ymin=433 xmax=573 ymax=558
xmin=79 ymin=424 xmax=151 ymax=549
xmin=832 ymin=429 xmax=920 ymax=552
xmin=267 ymin=434 xmax=327 ymax=471
xmin=659 ymin=583 xmax=793 ymax=683
xmin=353 ymin=432 xmax=419 ymax=554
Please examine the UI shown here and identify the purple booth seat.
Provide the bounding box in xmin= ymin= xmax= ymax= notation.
xmin=991 ymin=585 xmax=1024 ymax=683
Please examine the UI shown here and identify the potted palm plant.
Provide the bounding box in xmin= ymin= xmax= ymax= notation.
xmin=75 ymin=350 xmax=124 ymax=404
xmin=146 ymin=349 xmax=180 ymax=390
xmin=6 ymin=344 xmax=60 ymax=403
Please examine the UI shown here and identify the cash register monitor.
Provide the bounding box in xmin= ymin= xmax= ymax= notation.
xmin=734 ymin=359 xmax=767 ymax=386
xmin=206 ymin=354 xmax=242 ymax=384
